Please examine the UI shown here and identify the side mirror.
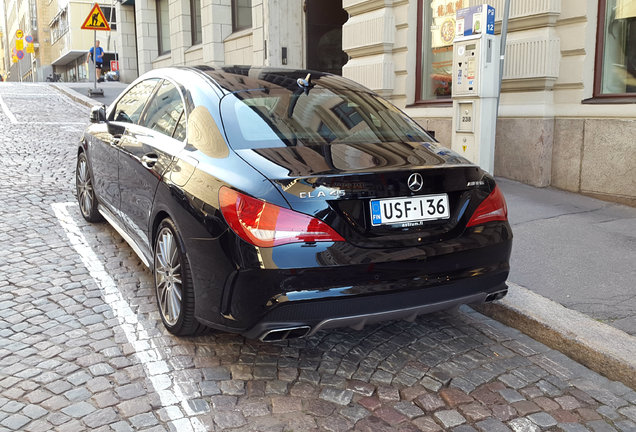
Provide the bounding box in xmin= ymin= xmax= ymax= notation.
xmin=107 ymin=121 xmax=126 ymax=137
xmin=90 ymin=105 xmax=107 ymax=123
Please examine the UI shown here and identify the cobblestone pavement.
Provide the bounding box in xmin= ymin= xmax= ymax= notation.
xmin=1 ymin=82 xmax=635 ymax=432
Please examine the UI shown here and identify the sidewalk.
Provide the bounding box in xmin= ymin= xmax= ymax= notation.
xmin=481 ymin=178 xmax=636 ymax=387
xmin=51 ymin=80 xmax=128 ymax=107
xmin=498 ymin=178 xmax=636 ymax=337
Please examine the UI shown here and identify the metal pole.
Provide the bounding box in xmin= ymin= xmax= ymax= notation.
xmin=93 ymin=30 xmax=97 ymax=90
xmin=496 ymin=0 xmax=510 ymax=115
xmin=88 ymin=30 xmax=103 ymax=95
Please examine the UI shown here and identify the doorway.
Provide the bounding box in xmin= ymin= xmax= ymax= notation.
xmin=305 ymin=0 xmax=349 ymax=75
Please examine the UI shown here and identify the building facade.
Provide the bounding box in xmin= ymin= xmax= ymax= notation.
xmin=47 ymin=1 xmax=134 ymax=83
xmin=1 ymin=0 xmax=634 ymax=204
xmin=2 ymin=0 xmax=135 ymax=82
xmin=2 ymin=0 xmax=40 ymax=81
xmin=126 ymin=0 xmax=636 ymax=205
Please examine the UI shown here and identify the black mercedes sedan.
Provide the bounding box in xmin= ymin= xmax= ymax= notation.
xmin=76 ymin=66 xmax=512 ymax=341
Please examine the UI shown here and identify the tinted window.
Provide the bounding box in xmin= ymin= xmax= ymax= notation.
xmin=112 ymin=79 xmax=160 ymax=124
xmin=221 ymin=88 xmax=434 ymax=149
xmin=140 ymin=80 xmax=184 ymax=138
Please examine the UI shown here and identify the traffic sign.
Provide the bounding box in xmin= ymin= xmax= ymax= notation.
xmin=16 ymin=50 xmax=24 ymax=60
xmin=110 ymin=60 xmax=119 ymax=72
xmin=16 ymin=29 xmax=23 ymax=39
xmin=81 ymin=3 xmax=111 ymax=31
xmin=25 ymin=35 xmax=33 ymax=43
xmin=16 ymin=39 xmax=23 ymax=51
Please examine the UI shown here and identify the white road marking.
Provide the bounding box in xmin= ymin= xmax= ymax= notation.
xmin=0 ymin=93 xmax=61 ymax=96
xmin=0 ymin=95 xmax=18 ymax=124
xmin=52 ymin=202 xmax=207 ymax=432
xmin=30 ymin=122 xmax=87 ymax=125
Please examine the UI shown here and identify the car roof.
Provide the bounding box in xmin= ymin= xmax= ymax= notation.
xmin=142 ymin=65 xmax=373 ymax=96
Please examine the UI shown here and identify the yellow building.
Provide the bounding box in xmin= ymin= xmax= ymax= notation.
xmin=1 ymin=0 xmax=58 ymax=81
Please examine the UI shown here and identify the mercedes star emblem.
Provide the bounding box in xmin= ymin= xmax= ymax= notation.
xmin=407 ymin=173 xmax=423 ymax=192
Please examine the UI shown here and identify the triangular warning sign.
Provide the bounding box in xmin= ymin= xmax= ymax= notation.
xmin=81 ymin=3 xmax=111 ymax=31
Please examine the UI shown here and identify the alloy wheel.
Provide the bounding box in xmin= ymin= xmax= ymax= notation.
xmin=76 ymin=154 xmax=101 ymax=222
xmin=154 ymin=227 xmax=183 ymax=326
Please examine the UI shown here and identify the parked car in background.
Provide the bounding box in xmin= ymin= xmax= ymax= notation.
xmin=75 ymin=66 xmax=512 ymax=340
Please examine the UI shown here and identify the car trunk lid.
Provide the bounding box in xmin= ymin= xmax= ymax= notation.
xmin=234 ymin=142 xmax=486 ymax=248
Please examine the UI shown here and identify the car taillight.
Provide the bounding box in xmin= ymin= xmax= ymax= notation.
xmin=466 ymin=185 xmax=508 ymax=227
xmin=219 ymin=187 xmax=344 ymax=247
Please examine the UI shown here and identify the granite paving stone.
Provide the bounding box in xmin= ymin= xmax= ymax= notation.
xmin=435 ymin=409 xmax=467 ymax=428
xmin=476 ymin=417 xmax=513 ymax=432
xmin=508 ymin=417 xmax=541 ymax=432
xmin=586 ymin=420 xmax=619 ymax=432
xmin=528 ymin=411 xmax=558 ymax=428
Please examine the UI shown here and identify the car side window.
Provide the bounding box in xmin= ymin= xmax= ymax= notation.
xmin=140 ymin=80 xmax=185 ymax=138
xmin=111 ymin=79 xmax=160 ymax=124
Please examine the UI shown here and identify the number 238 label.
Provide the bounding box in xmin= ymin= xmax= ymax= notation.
xmin=370 ymin=194 xmax=450 ymax=226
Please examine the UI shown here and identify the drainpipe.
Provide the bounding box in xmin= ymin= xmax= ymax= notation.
xmin=496 ymin=0 xmax=510 ymax=115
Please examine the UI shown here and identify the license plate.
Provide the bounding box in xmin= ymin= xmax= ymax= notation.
xmin=370 ymin=194 xmax=450 ymax=226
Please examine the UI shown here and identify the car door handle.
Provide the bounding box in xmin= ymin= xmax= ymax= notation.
xmin=141 ymin=153 xmax=159 ymax=168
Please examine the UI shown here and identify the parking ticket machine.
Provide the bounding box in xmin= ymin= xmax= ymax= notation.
xmin=451 ymin=5 xmax=500 ymax=173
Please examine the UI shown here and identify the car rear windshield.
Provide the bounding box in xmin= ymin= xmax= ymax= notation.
xmin=220 ymin=87 xmax=433 ymax=149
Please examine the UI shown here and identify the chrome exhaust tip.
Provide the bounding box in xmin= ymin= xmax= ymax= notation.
xmin=259 ymin=326 xmax=311 ymax=342
xmin=484 ymin=289 xmax=508 ymax=303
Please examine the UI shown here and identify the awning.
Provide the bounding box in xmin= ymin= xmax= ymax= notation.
xmin=51 ymin=50 xmax=87 ymax=66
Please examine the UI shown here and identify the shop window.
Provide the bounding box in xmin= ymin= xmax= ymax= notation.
xmin=594 ymin=0 xmax=636 ymax=98
xmin=415 ymin=0 xmax=467 ymax=104
xmin=157 ymin=0 xmax=171 ymax=55
xmin=232 ymin=0 xmax=252 ymax=32
xmin=191 ymin=0 xmax=202 ymax=45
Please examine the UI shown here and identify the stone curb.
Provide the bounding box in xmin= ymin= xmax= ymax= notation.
xmin=50 ymin=83 xmax=101 ymax=109
xmin=474 ymin=282 xmax=636 ymax=390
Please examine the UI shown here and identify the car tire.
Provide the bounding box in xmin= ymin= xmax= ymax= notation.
xmin=153 ymin=218 xmax=207 ymax=336
xmin=76 ymin=152 xmax=102 ymax=222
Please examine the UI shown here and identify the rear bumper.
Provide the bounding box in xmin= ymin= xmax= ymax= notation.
xmin=243 ymin=274 xmax=508 ymax=340
xmin=191 ymin=222 xmax=512 ymax=336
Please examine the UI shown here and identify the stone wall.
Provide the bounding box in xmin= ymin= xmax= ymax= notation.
xmin=563 ymin=119 xmax=636 ymax=206
xmin=224 ymin=31 xmax=254 ymax=65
